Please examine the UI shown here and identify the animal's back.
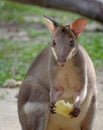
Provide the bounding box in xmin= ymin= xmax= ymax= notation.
xmin=18 ymin=46 xmax=50 ymax=130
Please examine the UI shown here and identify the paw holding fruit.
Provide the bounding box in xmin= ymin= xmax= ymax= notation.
xmin=49 ymin=100 xmax=80 ymax=118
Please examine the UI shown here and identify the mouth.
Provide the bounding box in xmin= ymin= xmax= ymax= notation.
xmin=58 ymin=62 xmax=65 ymax=67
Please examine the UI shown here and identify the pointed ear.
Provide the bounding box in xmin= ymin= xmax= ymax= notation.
xmin=70 ymin=18 xmax=87 ymax=36
xmin=43 ymin=15 xmax=58 ymax=33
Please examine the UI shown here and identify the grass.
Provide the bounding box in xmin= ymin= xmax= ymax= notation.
xmin=0 ymin=1 xmax=80 ymax=23
xmin=0 ymin=39 xmax=47 ymax=85
xmin=0 ymin=1 xmax=103 ymax=86
xmin=79 ymin=32 xmax=103 ymax=66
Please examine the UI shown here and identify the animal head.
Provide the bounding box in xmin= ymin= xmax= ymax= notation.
xmin=44 ymin=16 xmax=87 ymax=66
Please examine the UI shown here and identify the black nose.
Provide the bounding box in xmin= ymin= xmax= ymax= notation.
xmin=57 ymin=56 xmax=66 ymax=63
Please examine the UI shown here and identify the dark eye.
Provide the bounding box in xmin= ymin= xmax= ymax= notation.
xmin=70 ymin=40 xmax=75 ymax=47
xmin=52 ymin=40 xmax=56 ymax=46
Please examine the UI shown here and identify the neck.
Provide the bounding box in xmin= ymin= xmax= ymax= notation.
xmin=72 ymin=46 xmax=84 ymax=67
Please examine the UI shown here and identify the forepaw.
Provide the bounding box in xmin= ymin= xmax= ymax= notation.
xmin=49 ymin=102 xmax=56 ymax=114
xmin=70 ymin=107 xmax=80 ymax=117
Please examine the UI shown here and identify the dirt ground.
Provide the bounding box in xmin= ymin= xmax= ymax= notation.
xmin=0 ymin=68 xmax=103 ymax=130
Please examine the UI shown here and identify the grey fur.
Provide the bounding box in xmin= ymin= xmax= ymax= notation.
xmin=18 ymin=17 xmax=97 ymax=130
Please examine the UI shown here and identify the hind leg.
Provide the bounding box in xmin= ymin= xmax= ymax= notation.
xmin=18 ymin=84 xmax=50 ymax=130
xmin=81 ymin=95 xmax=97 ymax=130
xmin=19 ymin=102 xmax=49 ymax=130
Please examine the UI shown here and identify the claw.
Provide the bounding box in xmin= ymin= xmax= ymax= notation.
xmin=49 ymin=102 xmax=56 ymax=108
xmin=49 ymin=102 xmax=56 ymax=114
xmin=70 ymin=107 xmax=80 ymax=117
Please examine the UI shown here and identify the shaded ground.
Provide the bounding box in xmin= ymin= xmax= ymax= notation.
xmin=0 ymin=88 xmax=20 ymax=130
xmin=0 ymin=68 xmax=103 ymax=130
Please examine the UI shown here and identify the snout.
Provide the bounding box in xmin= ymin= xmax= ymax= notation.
xmin=57 ymin=56 xmax=66 ymax=67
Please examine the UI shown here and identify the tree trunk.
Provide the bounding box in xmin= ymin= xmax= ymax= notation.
xmin=9 ymin=0 xmax=103 ymax=24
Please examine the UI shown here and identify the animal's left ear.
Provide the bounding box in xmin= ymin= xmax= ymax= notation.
xmin=70 ymin=18 xmax=87 ymax=36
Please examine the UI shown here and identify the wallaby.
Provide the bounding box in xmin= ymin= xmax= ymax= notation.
xmin=18 ymin=16 xmax=97 ymax=130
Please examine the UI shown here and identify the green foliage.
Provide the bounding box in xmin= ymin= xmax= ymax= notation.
xmin=79 ymin=32 xmax=103 ymax=66
xmin=0 ymin=39 xmax=47 ymax=85
xmin=0 ymin=1 xmax=103 ymax=86
xmin=0 ymin=1 xmax=80 ymax=23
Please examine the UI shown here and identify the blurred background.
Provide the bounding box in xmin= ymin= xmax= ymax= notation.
xmin=0 ymin=1 xmax=103 ymax=130
xmin=0 ymin=1 xmax=103 ymax=86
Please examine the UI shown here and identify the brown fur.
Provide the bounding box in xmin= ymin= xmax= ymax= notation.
xmin=18 ymin=16 xmax=97 ymax=130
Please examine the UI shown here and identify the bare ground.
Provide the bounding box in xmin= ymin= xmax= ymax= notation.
xmin=0 ymin=68 xmax=103 ymax=130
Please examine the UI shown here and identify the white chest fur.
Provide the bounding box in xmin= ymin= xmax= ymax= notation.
xmin=53 ymin=61 xmax=81 ymax=101
xmin=47 ymin=90 xmax=92 ymax=130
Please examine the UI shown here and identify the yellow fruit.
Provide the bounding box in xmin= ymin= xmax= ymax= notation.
xmin=55 ymin=100 xmax=73 ymax=118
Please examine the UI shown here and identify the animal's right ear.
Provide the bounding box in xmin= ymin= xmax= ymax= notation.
xmin=43 ymin=15 xmax=58 ymax=33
